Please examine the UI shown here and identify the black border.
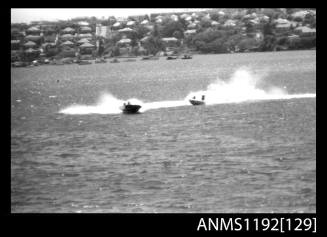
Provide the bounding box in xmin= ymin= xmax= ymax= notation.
xmin=7 ymin=6 xmax=321 ymax=235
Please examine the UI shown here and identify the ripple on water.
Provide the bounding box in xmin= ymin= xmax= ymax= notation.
xmin=11 ymin=51 xmax=316 ymax=213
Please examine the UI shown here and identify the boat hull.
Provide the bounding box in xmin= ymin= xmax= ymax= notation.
xmin=121 ymin=104 xmax=142 ymax=114
xmin=189 ymin=99 xmax=205 ymax=106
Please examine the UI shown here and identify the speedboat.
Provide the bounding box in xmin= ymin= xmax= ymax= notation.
xmin=121 ymin=102 xmax=142 ymax=114
xmin=189 ymin=95 xmax=205 ymax=106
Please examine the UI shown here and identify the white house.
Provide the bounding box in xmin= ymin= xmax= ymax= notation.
xmin=187 ymin=23 xmax=197 ymax=29
xmin=126 ymin=21 xmax=136 ymax=26
xmin=184 ymin=29 xmax=197 ymax=37
xmin=211 ymin=21 xmax=219 ymax=26
xmin=78 ymin=21 xmax=89 ymax=26
xmin=294 ymin=26 xmax=316 ymax=36
xmin=141 ymin=19 xmax=149 ymax=25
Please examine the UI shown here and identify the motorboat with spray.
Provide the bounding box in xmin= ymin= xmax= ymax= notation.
xmin=120 ymin=101 xmax=142 ymax=114
xmin=189 ymin=95 xmax=205 ymax=105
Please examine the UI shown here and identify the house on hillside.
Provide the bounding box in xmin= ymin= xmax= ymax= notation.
xmin=112 ymin=22 xmax=121 ymax=29
xmin=274 ymin=18 xmax=290 ymax=25
xmin=42 ymin=26 xmax=56 ymax=36
xmin=26 ymin=26 xmax=41 ymax=35
xmin=117 ymin=38 xmax=132 ymax=47
xmin=116 ymin=17 xmax=127 ymax=23
xmin=96 ymin=24 xmax=111 ymax=38
xmin=78 ymin=21 xmax=89 ymax=26
xmin=291 ymin=10 xmax=313 ymax=20
xmin=218 ymin=11 xmax=225 ymax=16
xmin=25 ymin=34 xmax=43 ymax=42
xmin=171 ymin=14 xmax=179 ymax=21
xmin=60 ymin=40 xmax=74 ymax=48
xmin=116 ymin=37 xmax=132 ymax=56
xmin=211 ymin=21 xmax=219 ymax=27
xmin=129 ymin=15 xmax=147 ymax=23
xmin=76 ymin=33 xmax=93 ymax=40
xmin=80 ymin=26 xmax=92 ymax=34
xmin=187 ymin=22 xmax=197 ymax=29
xmin=275 ymin=19 xmax=298 ymax=33
xmin=180 ymin=13 xmax=190 ymax=19
xmin=287 ymin=34 xmax=300 ymax=42
xmin=140 ymin=19 xmax=149 ymax=25
xmin=76 ymin=38 xmax=90 ymax=46
xmin=126 ymin=21 xmax=136 ymax=27
xmin=118 ymin=27 xmax=135 ymax=39
xmin=11 ymin=40 xmax=20 ymax=50
xmin=60 ymin=34 xmax=74 ymax=41
xmin=224 ymin=19 xmax=236 ymax=27
xmin=184 ymin=29 xmax=197 ymax=38
xmin=44 ymin=34 xmax=57 ymax=43
xmin=24 ymin=41 xmax=37 ymax=49
xmin=294 ymin=26 xmax=316 ymax=36
xmin=156 ymin=18 xmax=163 ymax=24
xmin=61 ymin=27 xmax=75 ymax=35
xmin=60 ymin=40 xmax=76 ymax=58
xmin=185 ymin=16 xmax=193 ymax=22
xmin=79 ymin=42 xmax=95 ymax=55
xmin=161 ymin=37 xmax=179 ymax=52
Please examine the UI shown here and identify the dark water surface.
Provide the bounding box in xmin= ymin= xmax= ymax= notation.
xmin=11 ymin=50 xmax=316 ymax=213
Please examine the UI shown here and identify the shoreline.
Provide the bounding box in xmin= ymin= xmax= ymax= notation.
xmin=11 ymin=49 xmax=316 ymax=68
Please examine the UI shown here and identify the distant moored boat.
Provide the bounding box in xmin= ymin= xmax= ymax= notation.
xmin=167 ymin=56 xmax=178 ymax=60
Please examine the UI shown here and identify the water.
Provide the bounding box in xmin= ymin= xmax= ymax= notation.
xmin=11 ymin=50 xmax=316 ymax=213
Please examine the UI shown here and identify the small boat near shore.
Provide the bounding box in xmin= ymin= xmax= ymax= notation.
xmin=121 ymin=102 xmax=142 ymax=114
xmin=167 ymin=56 xmax=178 ymax=60
xmin=189 ymin=95 xmax=205 ymax=105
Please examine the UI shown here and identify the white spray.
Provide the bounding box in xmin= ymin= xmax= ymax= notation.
xmin=59 ymin=68 xmax=315 ymax=115
xmin=186 ymin=67 xmax=315 ymax=104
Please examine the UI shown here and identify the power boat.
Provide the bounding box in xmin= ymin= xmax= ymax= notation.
xmin=121 ymin=102 xmax=142 ymax=114
xmin=189 ymin=95 xmax=205 ymax=105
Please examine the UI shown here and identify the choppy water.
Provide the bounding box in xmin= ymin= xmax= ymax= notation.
xmin=11 ymin=50 xmax=316 ymax=213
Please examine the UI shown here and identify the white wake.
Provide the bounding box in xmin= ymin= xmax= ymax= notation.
xmin=59 ymin=68 xmax=315 ymax=115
